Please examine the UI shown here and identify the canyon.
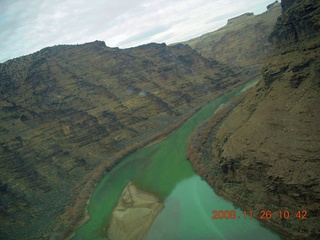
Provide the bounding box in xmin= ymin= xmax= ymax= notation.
xmin=1 ymin=0 xmax=318 ymax=239
xmin=187 ymin=0 xmax=320 ymax=239
xmin=184 ymin=1 xmax=281 ymax=73
xmin=0 ymin=32 xmax=252 ymax=240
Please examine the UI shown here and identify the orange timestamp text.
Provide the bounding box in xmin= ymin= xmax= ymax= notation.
xmin=212 ymin=210 xmax=307 ymax=220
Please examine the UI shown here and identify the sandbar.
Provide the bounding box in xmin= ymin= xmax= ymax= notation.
xmin=108 ymin=182 xmax=163 ymax=240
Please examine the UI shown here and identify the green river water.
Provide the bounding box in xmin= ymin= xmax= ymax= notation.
xmin=73 ymin=80 xmax=282 ymax=240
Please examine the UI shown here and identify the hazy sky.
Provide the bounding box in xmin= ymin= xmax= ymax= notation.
xmin=0 ymin=0 xmax=277 ymax=63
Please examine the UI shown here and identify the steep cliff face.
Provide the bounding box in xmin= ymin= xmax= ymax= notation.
xmin=269 ymin=0 xmax=320 ymax=48
xmin=184 ymin=2 xmax=281 ymax=72
xmin=187 ymin=0 xmax=320 ymax=239
xmin=0 ymin=41 xmax=251 ymax=239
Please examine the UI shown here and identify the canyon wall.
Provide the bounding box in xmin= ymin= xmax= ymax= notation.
xmin=0 ymin=1 xmax=301 ymax=239
xmin=184 ymin=2 xmax=281 ymax=72
xmin=0 ymin=40 xmax=252 ymax=239
xmin=187 ymin=0 xmax=320 ymax=239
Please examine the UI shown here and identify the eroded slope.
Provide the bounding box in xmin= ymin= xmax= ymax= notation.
xmin=0 ymin=41 xmax=252 ymax=239
xmin=184 ymin=1 xmax=281 ymax=72
xmin=187 ymin=0 xmax=320 ymax=238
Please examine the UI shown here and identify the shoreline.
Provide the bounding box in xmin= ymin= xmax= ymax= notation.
xmin=59 ymin=106 xmax=201 ymax=240
xmin=186 ymin=82 xmax=306 ymax=239
xmin=107 ymin=181 xmax=163 ymax=240
xmin=53 ymin=80 xmax=252 ymax=239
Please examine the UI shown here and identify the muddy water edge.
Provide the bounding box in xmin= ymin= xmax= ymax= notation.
xmin=72 ymin=79 xmax=282 ymax=240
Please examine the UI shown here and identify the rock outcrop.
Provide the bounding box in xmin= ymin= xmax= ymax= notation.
xmin=184 ymin=2 xmax=281 ymax=72
xmin=187 ymin=0 xmax=320 ymax=239
xmin=269 ymin=0 xmax=320 ymax=47
xmin=0 ymin=41 xmax=251 ymax=239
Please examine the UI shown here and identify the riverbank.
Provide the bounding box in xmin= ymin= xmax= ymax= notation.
xmin=60 ymin=113 xmax=194 ymax=239
xmin=69 ymin=78 xmax=282 ymax=240
xmin=186 ymin=77 xmax=320 ymax=239
xmin=56 ymin=103 xmax=203 ymax=239
xmin=53 ymin=79 xmax=256 ymax=239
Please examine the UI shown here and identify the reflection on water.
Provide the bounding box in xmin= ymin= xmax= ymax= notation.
xmin=73 ymin=79 xmax=282 ymax=240
xmin=146 ymin=175 xmax=281 ymax=240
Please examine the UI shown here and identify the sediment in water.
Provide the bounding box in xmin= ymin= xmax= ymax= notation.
xmin=107 ymin=182 xmax=163 ymax=240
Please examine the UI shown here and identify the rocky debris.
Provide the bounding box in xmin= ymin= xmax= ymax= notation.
xmin=187 ymin=0 xmax=320 ymax=239
xmin=0 ymin=39 xmax=251 ymax=239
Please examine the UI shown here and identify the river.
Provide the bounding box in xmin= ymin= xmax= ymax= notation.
xmin=73 ymin=79 xmax=282 ymax=240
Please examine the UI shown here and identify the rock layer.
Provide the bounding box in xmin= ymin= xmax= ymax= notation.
xmin=184 ymin=2 xmax=281 ymax=72
xmin=0 ymin=41 xmax=251 ymax=239
xmin=187 ymin=0 xmax=320 ymax=239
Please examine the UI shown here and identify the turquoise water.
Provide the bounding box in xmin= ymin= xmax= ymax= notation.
xmin=73 ymin=79 xmax=281 ymax=240
xmin=146 ymin=175 xmax=279 ymax=240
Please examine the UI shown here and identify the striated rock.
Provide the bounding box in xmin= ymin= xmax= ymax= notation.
xmin=183 ymin=2 xmax=281 ymax=73
xmin=0 ymin=40 xmax=251 ymax=239
xmin=269 ymin=0 xmax=320 ymax=47
xmin=187 ymin=0 xmax=320 ymax=239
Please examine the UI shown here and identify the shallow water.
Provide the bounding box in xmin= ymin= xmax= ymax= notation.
xmin=73 ymin=79 xmax=281 ymax=240
xmin=146 ymin=175 xmax=279 ymax=240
